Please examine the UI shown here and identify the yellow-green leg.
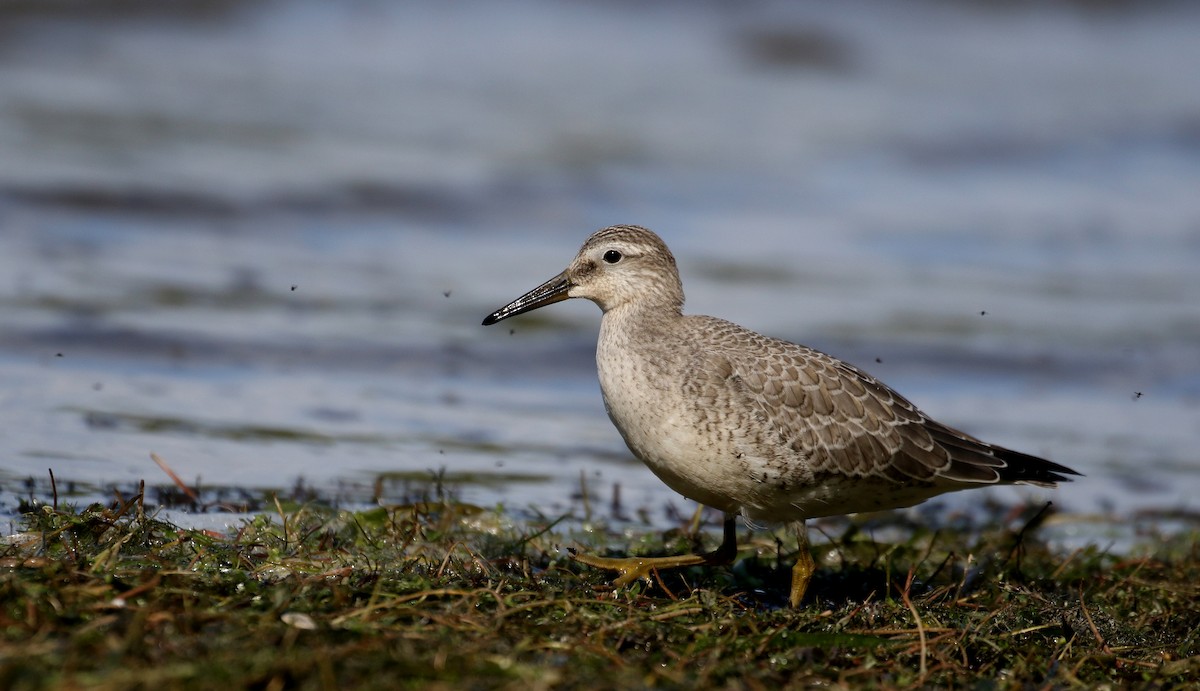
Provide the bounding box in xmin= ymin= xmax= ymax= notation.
xmin=571 ymin=513 xmax=738 ymax=589
xmin=790 ymin=521 xmax=814 ymax=607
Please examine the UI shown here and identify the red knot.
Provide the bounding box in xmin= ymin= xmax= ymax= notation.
xmin=483 ymin=225 xmax=1079 ymax=606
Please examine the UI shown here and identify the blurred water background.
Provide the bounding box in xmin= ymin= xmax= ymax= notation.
xmin=2 ymin=0 xmax=1198 ymax=542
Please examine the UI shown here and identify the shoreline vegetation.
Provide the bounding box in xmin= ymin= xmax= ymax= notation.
xmin=2 ymin=477 xmax=1198 ymax=689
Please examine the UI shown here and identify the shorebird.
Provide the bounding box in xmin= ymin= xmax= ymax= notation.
xmin=482 ymin=225 xmax=1079 ymax=606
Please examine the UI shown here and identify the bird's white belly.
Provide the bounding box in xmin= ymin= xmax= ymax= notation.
xmin=598 ymin=359 xmax=750 ymax=513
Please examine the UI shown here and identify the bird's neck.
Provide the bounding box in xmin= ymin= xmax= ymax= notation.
xmin=602 ymin=299 xmax=681 ymax=327
xmin=598 ymin=302 xmax=684 ymax=359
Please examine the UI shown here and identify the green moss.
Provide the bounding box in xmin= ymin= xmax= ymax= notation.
xmin=1 ymin=498 xmax=1197 ymax=689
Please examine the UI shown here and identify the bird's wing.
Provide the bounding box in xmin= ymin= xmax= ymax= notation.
xmin=697 ymin=327 xmax=1009 ymax=487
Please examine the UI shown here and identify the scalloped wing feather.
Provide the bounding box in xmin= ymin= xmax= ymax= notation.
xmin=692 ymin=318 xmax=1074 ymax=491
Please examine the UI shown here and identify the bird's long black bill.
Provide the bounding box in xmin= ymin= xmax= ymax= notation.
xmin=482 ymin=271 xmax=571 ymax=325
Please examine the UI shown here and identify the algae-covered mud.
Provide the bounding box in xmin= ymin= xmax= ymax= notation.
xmin=2 ymin=498 xmax=1197 ymax=689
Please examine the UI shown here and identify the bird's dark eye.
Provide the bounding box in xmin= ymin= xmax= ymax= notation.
xmin=603 ymin=250 xmax=622 ymax=264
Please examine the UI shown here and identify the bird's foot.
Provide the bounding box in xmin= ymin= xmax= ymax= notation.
xmin=568 ymin=514 xmax=740 ymax=594
xmin=569 ymin=551 xmax=720 ymax=588
xmin=789 ymin=521 xmax=815 ymax=607
xmin=789 ymin=546 xmax=814 ymax=607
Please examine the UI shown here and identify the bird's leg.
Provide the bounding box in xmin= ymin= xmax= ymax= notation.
xmin=571 ymin=513 xmax=738 ymax=589
xmin=790 ymin=520 xmax=814 ymax=607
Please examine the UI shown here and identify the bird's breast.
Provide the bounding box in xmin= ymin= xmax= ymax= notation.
xmin=595 ymin=320 xmax=752 ymax=512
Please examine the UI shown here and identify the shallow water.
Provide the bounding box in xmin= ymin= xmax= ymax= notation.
xmin=2 ymin=0 xmax=1198 ymax=539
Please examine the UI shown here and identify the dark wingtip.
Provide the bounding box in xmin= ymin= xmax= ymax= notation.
xmin=995 ymin=447 xmax=1083 ymax=486
xmin=482 ymin=314 xmax=497 ymax=326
